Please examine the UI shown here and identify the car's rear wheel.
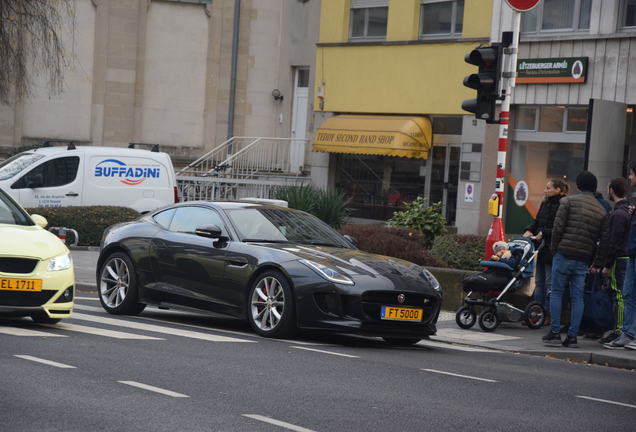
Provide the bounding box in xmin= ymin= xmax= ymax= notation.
xmin=382 ymin=337 xmax=422 ymax=346
xmin=31 ymin=313 xmax=61 ymax=324
xmin=247 ymin=270 xmax=296 ymax=338
xmin=98 ymin=252 xmax=146 ymax=315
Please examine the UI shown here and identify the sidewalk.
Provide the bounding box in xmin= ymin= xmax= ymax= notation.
xmin=434 ymin=311 xmax=636 ymax=370
xmin=70 ymin=250 xmax=636 ymax=370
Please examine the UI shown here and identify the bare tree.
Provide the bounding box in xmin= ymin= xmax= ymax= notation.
xmin=0 ymin=0 xmax=74 ymax=104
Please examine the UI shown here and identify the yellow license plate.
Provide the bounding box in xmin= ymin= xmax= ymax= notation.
xmin=0 ymin=278 xmax=42 ymax=292
xmin=381 ymin=306 xmax=423 ymax=322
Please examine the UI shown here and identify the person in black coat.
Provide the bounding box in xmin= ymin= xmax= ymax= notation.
xmin=523 ymin=178 xmax=569 ymax=311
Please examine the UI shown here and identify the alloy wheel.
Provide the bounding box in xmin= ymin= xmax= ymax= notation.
xmin=100 ymin=257 xmax=130 ymax=309
xmin=250 ymin=276 xmax=285 ymax=331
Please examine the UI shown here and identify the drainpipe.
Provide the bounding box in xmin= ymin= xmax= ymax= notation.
xmin=226 ymin=0 xmax=241 ymax=145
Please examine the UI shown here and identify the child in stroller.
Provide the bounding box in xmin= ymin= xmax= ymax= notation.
xmin=455 ymin=237 xmax=546 ymax=332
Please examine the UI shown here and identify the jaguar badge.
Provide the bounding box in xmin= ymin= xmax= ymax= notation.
xmin=397 ymin=294 xmax=406 ymax=304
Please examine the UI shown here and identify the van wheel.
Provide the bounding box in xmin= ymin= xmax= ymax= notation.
xmin=98 ymin=252 xmax=146 ymax=315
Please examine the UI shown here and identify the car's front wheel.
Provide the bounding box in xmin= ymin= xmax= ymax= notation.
xmin=247 ymin=270 xmax=296 ymax=338
xmin=98 ymin=252 xmax=146 ymax=315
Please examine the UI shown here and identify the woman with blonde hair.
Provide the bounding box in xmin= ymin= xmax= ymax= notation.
xmin=523 ymin=178 xmax=569 ymax=321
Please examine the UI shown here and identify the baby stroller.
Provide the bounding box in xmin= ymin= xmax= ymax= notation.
xmin=455 ymin=237 xmax=546 ymax=332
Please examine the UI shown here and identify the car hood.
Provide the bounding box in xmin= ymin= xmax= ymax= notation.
xmin=0 ymin=224 xmax=68 ymax=259
xmin=265 ymin=243 xmax=424 ymax=278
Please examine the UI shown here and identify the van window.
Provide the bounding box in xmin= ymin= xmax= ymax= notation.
xmin=153 ymin=208 xmax=176 ymax=229
xmin=12 ymin=156 xmax=80 ymax=189
xmin=169 ymin=207 xmax=226 ymax=235
xmin=0 ymin=153 xmax=46 ymax=181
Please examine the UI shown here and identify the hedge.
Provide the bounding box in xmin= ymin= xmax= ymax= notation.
xmin=338 ymin=224 xmax=446 ymax=268
xmin=26 ymin=206 xmax=140 ymax=247
xmin=430 ymin=234 xmax=486 ymax=271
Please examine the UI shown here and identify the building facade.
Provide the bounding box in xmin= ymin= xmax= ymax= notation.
xmin=0 ymin=0 xmax=320 ymax=169
xmin=310 ymin=0 xmax=493 ymax=226
xmin=488 ymin=0 xmax=636 ymax=234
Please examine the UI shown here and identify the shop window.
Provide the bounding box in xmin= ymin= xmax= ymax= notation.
xmin=460 ymin=143 xmax=482 ymax=182
xmin=566 ymin=107 xmax=588 ymax=131
xmin=432 ymin=116 xmax=463 ymax=135
xmin=350 ymin=1 xmax=388 ymax=40
xmin=420 ymin=0 xmax=464 ymax=37
xmin=539 ymin=106 xmax=565 ymax=132
xmin=514 ymin=106 xmax=538 ymax=130
xmin=521 ymin=0 xmax=591 ymax=33
xmin=621 ymin=0 xmax=636 ymax=28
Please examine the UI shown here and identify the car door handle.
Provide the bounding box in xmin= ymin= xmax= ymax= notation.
xmin=66 ymin=192 xmax=79 ymax=197
xmin=226 ymin=257 xmax=248 ymax=268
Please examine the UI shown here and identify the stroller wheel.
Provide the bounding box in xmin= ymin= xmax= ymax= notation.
xmin=478 ymin=308 xmax=500 ymax=332
xmin=524 ymin=301 xmax=545 ymax=329
xmin=455 ymin=306 xmax=476 ymax=329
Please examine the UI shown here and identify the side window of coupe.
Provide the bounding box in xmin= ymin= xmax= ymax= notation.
xmin=152 ymin=208 xmax=177 ymax=229
xmin=169 ymin=207 xmax=226 ymax=235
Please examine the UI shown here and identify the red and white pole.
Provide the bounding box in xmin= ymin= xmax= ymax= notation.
xmin=484 ymin=11 xmax=521 ymax=259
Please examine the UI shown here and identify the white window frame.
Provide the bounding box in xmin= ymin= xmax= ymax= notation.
xmin=419 ymin=0 xmax=464 ymax=38
xmin=521 ymin=0 xmax=591 ymax=34
xmin=349 ymin=2 xmax=389 ymax=41
xmin=620 ymin=0 xmax=636 ymax=29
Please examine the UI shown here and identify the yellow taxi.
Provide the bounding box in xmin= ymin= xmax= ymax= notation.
xmin=0 ymin=188 xmax=74 ymax=323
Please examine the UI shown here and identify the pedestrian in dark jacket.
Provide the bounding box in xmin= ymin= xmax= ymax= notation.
xmin=594 ymin=191 xmax=612 ymax=213
xmin=605 ymin=163 xmax=636 ymax=350
xmin=543 ymin=171 xmax=609 ymax=348
xmin=523 ymin=179 xmax=569 ymax=311
xmin=598 ymin=178 xmax=632 ymax=344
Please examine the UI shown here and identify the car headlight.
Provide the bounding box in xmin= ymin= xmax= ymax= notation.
xmin=47 ymin=254 xmax=72 ymax=272
xmin=299 ymin=259 xmax=354 ymax=286
xmin=421 ymin=268 xmax=441 ymax=292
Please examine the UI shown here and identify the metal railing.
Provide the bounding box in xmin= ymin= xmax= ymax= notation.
xmin=177 ymin=136 xmax=310 ymax=201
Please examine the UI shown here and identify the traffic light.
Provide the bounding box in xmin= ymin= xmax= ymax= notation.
xmin=461 ymin=44 xmax=502 ymax=123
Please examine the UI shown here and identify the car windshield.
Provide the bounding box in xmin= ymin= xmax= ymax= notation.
xmin=227 ymin=208 xmax=352 ymax=248
xmin=0 ymin=153 xmax=45 ymax=181
xmin=0 ymin=190 xmax=33 ymax=226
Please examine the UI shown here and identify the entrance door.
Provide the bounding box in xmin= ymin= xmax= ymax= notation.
xmin=428 ymin=144 xmax=460 ymax=225
xmin=290 ymin=68 xmax=309 ymax=173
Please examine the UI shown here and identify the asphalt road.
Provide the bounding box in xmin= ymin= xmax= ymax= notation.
xmin=1 ymin=296 xmax=635 ymax=432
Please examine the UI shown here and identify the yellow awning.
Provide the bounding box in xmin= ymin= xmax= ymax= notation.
xmin=312 ymin=115 xmax=432 ymax=159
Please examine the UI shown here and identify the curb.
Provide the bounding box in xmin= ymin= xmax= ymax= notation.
xmin=76 ymin=282 xmax=97 ymax=294
xmin=70 ymin=246 xmax=100 ymax=252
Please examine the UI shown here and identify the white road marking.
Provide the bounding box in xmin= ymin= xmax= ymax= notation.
xmin=291 ymin=346 xmax=359 ymax=358
xmin=75 ymin=296 xmax=99 ymax=301
xmin=416 ymin=339 xmax=495 ymax=352
xmin=14 ymin=355 xmax=76 ymax=369
xmin=242 ymin=414 xmax=316 ymax=432
xmin=434 ymin=328 xmax=521 ymax=342
xmin=421 ymin=368 xmax=498 ymax=383
xmin=118 ymin=381 xmax=189 ymax=398
xmin=41 ymin=323 xmax=164 ymax=340
xmin=438 ymin=311 xmax=455 ymax=321
xmin=0 ymin=327 xmax=67 ymax=337
xmin=576 ymin=395 xmax=636 ymax=409
xmin=71 ymin=312 xmax=254 ymax=343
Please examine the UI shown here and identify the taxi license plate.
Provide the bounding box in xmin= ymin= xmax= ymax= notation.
xmin=381 ymin=306 xmax=423 ymax=322
xmin=0 ymin=278 xmax=42 ymax=292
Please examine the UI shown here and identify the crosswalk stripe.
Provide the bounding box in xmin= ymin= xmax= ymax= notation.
xmin=15 ymin=355 xmax=76 ymax=369
xmin=70 ymin=312 xmax=254 ymax=343
xmin=118 ymin=381 xmax=189 ymax=398
xmin=40 ymin=323 xmax=164 ymax=340
xmin=0 ymin=326 xmax=67 ymax=337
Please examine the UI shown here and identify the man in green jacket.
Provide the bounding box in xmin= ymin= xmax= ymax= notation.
xmin=543 ymin=171 xmax=609 ymax=348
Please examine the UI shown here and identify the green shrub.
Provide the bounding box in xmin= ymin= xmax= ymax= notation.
xmin=430 ymin=234 xmax=485 ymax=271
xmin=338 ymin=224 xmax=446 ymax=267
xmin=26 ymin=206 xmax=140 ymax=246
xmin=274 ymin=185 xmax=351 ymax=228
xmin=387 ymin=197 xmax=447 ymax=248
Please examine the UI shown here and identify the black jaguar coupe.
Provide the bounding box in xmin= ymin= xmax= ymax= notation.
xmin=97 ymin=201 xmax=443 ymax=345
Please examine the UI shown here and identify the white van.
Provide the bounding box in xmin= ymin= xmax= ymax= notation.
xmin=0 ymin=144 xmax=178 ymax=212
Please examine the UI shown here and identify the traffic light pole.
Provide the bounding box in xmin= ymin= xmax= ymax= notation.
xmin=484 ymin=11 xmax=521 ymax=260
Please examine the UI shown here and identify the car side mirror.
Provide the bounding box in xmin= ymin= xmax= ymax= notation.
xmin=30 ymin=214 xmax=48 ymax=228
xmin=195 ymin=224 xmax=228 ymax=241
xmin=343 ymin=234 xmax=357 ymax=247
xmin=26 ymin=173 xmax=44 ymax=189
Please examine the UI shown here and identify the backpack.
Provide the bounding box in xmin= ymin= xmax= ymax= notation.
xmin=580 ymin=272 xmax=615 ymax=333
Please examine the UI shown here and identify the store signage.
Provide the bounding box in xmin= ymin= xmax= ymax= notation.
xmin=464 ymin=183 xmax=474 ymax=203
xmin=514 ymin=181 xmax=529 ymax=207
xmin=516 ymin=57 xmax=588 ymax=84
xmin=504 ymin=0 xmax=541 ymax=12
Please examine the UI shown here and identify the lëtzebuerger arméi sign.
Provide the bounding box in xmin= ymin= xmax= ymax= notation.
xmin=516 ymin=57 xmax=588 ymax=84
